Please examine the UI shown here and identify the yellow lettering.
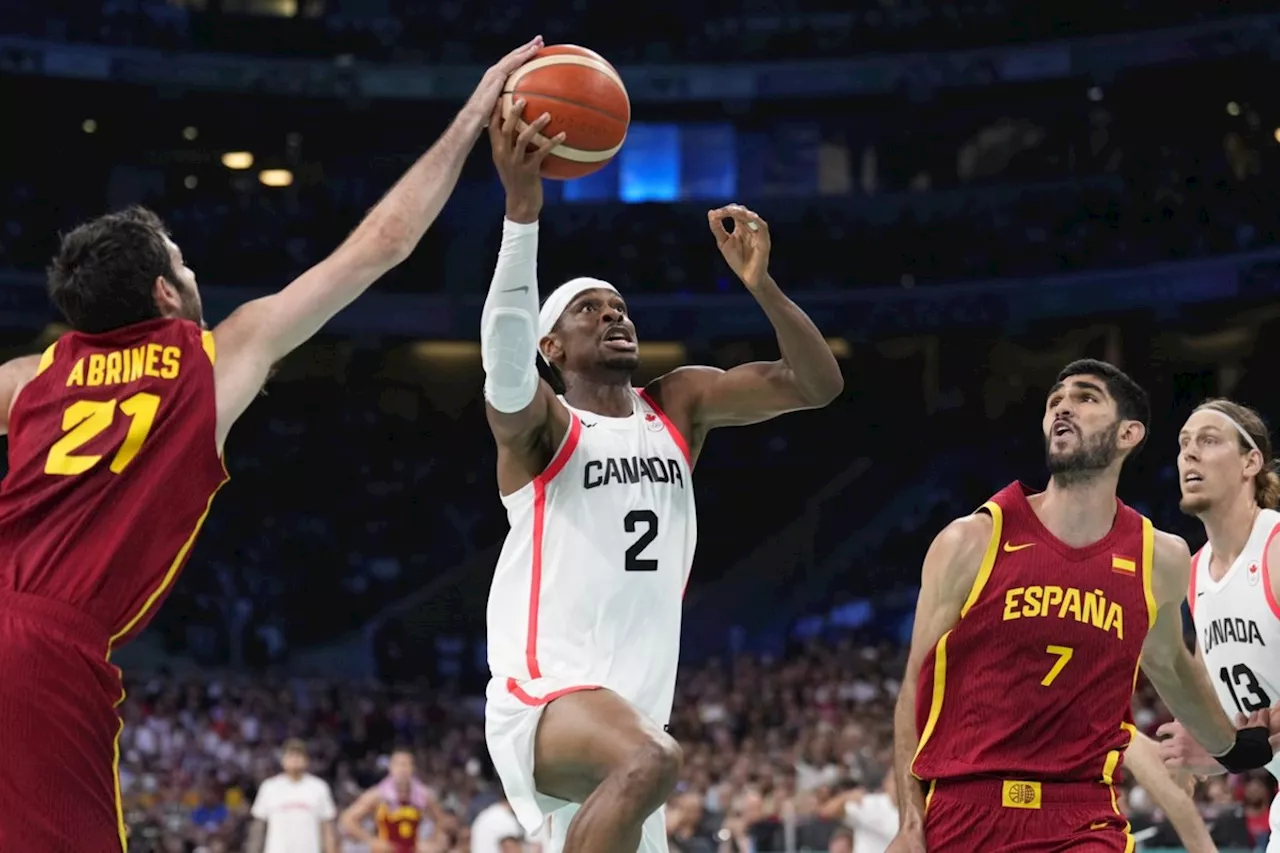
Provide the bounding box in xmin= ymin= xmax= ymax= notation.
xmin=159 ymin=346 xmax=181 ymax=379
xmin=144 ymin=343 xmax=163 ymax=378
xmin=128 ymin=346 xmax=146 ymax=381
xmin=1104 ymin=602 xmax=1124 ymax=640
xmin=1003 ymin=588 xmax=1024 ymax=621
xmin=1022 ymin=585 xmax=1043 ymax=618
xmin=86 ymin=353 xmax=106 ymax=387
xmin=66 ymin=358 xmax=85 ymax=387
xmin=1058 ymin=587 xmax=1082 ymax=622
xmin=104 ymin=351 xmax=123 ymax=385
xmin=1083 ymin=589 xmax=1106 ymax=630
xmin=998 ymin=583 xmax=1127 ymax=639
xmin=1044 ymin=585 xmax=1064 ymax=610
xmin=44 ymin=391 xmax=164 ymax=477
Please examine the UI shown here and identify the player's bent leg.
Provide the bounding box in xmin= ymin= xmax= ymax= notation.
xmin=533 ymin=688 xmax=682 ymax=853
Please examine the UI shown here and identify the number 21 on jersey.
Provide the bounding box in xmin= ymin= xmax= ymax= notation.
xmin=45 ymin=392 xmax=161 ymax=476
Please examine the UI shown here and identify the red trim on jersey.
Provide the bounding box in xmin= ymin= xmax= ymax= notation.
xmin=1189 ymin=548 xmax=1201 ymax=620
xmin=525 ymin=414 xmax=583 ymax=680
xmin=636 ymin=388 xmax=692 ymax=465
xmin=1260 ymin=523 xmax=1280 ymax=621
xmin=505 ymin=677 xmax=600 ymax=707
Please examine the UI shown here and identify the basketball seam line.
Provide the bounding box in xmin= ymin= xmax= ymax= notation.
xmin=501 ymin=90 xmax=629 ymax=125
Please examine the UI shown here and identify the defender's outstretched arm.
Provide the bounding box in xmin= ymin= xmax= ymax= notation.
xmin=210 ymin=38 xmax=544 ymax=449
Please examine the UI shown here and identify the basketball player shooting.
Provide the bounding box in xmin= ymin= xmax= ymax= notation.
xmin=889 ymin=361 xmax=1274 ymax=853
xmin=1152 ymin=399 xmax=1280 ymax=851
xmin=0 ymin=37 xmax=542 ymax=853
xmin=478 ymin=106 xmax=844 ymax=853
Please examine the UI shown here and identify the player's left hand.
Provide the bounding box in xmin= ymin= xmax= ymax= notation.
xmin=1157 ymin=718 xmax=1241 ymax=777
xmin=709 ymin=204 xmax=772 ymax=291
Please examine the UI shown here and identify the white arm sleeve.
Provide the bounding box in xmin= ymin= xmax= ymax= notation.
xmin=481 ymin=218 xmax=542 ymax=413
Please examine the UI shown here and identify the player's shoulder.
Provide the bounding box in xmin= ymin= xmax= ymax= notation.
xmin=1150 ymin=527 xmax=1191 ymax=566
xmin=932 ymin=511 xmax=996 ymax=561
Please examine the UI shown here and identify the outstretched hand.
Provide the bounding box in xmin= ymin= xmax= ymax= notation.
xmin=489 ymin=97 xmax=565 ymax=223
xmin=463 ymin=36 xmax=546 ymax=124
xmin=708 ymin=204 xmax=772 ymax=291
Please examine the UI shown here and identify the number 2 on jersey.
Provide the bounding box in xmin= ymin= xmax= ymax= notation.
xmin=624 ymin=509 xmax=659 ymax=571
xmin=1041 ymin=645 xmax=1074 ymax=686
xmin=45 ymin=392 xmax=161 ymax=476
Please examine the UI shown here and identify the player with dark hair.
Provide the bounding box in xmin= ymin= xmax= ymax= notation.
xmin=889 ymin=360 xmax=1274 ymax=853
xmin=479 ymin=104 xmax=844 ymax=853
xmin=0 ymin=38 xmax=543 ymax=853
xmin=1156 ymin=398 xmax=1280 ymax=851
xmin=340 ymin=747 xmax=446 ymax=852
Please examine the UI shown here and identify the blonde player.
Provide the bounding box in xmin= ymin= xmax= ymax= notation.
xmin=478 ymin=103 xmax=844 ymax=853
xmin=1156 ymin=399 xmax=1280 ymax=852
xmin=248 ymin=739 xmax=339 ymax=853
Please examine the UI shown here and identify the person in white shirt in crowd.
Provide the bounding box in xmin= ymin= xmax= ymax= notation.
xmin=818 ymin=771 xmax=897 ymax=853
xmin=471 ymin=796 xmax=525 ymax=853
xmin=248 ymin=738 xmax=339 ymax=853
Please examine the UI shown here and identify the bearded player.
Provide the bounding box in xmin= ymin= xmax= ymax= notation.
xmin=478 ymin=106 xmax=844 ymax=853
xmin=0 ymin=38 xmax=543 ymax=853
xmin=890 ymin=361 xmax=1274 ymax=853
xmin=1154 ymin=399 xmax=1280 ymax=852
xmin=339 ymin=747 xmax=445 ymax=852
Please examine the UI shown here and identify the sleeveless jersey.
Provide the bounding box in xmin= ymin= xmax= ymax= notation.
xmin=912 ymin=481 xmax=1156 ymax=785
xmin=0 ymin=318 xmax=229 ymax=647
xmin=375 ymin=799 xmax=423 ymax=851
xmin=1189 ymin=508 xmax=1280 ymax=789
xmin=486 ymin=388 xmax=696 ymax=722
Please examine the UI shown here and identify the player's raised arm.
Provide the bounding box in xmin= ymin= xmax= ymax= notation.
xmin=647 ymin=206 xmax=842 ymax=438
xmin=209 ymin=38 xmax=544 ymax=448
xmin=1141 ymin=529 xmax=1274 ymax=773
xmin=479 ymin=94 xmax=575 ymax=489
xmin=889 ymin=514 xmax=991 ymax=851
xmin=1124 ymin=733 xmax=1218 ymax=853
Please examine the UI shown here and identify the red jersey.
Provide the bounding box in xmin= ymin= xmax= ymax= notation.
xmin=912 ymin=481 xmax=1156 ymax=785
xmin=375 ymin=798 xmax=423 ymax=852
xmin=0 ymin=317 xmax=229 ymax=648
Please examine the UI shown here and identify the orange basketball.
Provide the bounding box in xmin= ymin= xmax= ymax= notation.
xmin=502 ymin=45 xmax=631 ymax=181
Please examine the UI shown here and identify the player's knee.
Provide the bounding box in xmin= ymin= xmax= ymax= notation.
xmin=621 ymin=731 xmax=682 ymax=799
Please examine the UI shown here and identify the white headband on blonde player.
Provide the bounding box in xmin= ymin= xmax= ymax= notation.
xmin=1196 ymin=405 xmax=1262 ymax=455
xmin=538 ymin=277 xmax=620 ymax=363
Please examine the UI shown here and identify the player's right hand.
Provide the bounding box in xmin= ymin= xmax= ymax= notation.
xmin=463 ymin=37 xmax=545 ymax=123
xmin=489 ymin=98 xmax=565 ymax=223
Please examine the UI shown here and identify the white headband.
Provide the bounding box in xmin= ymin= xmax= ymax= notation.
xmin=538 ymin=277 xmax=620 ymax=362
xmin=1197 ymin=405 xmax=1261 ymax=454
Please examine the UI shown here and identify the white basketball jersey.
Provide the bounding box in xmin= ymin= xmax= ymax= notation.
xmin=486 ymin=389 xmax=696 ymax=725
xmin=1191 ymin=507 xmax=1280 ymax=845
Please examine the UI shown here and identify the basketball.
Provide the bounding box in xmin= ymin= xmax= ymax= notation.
xmin=502 ymin=45 xmax=631 ymax=181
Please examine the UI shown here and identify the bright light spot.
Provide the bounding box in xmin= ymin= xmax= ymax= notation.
xmin=259 ymin=169 xmax=294 ymax=187
xmin=221 ymin=151 xmax=254 ymax=170
xmin=82 ymin=119 xmax=97 ymax=134
xmin=184 ymin=175 xmax=198 ymax=189
xmin=183 ymin=126 xmax=199 ymax=141
xmin=1227 ymin=102 xmax=1241 ymax=116
xmin=1087 ymin=86 xmax=1103 ymax=102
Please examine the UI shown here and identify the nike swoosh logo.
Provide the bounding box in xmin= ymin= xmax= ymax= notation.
xmin=1197 ymin=592 xmax=1205 ymax=597
xmin=503 ymin=286 xmax=529 ymax=293
xmin=1003 ymin=542 xmax=1035 ymax=553
xmin=1090 ymin=821 xmax=1109 ymax=831
xmin=581 ymin=422 xmax=596 ymax=428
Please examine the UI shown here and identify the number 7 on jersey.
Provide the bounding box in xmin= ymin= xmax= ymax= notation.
xmin=1041 ymin=645 xmax=1074 ymax=687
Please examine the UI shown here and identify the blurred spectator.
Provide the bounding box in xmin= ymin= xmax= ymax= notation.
xmin=247 ymin=739 xmax=339 ymax=853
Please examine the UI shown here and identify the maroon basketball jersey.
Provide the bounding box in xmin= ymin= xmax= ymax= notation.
xmin=0 ymin=318 xmax=229 ymax=649
xmin=911 ymin=481 xmax=1155 ymax=785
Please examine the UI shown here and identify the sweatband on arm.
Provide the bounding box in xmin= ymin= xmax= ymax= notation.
xmin=1214 ymin=726 xmax=1273 ymax=773
xmin=481 ymin=219 xmax=541 ymax=413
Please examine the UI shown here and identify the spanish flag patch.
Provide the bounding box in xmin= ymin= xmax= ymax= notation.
xmin=1112 ymin=555 xmax=1136 ymax=575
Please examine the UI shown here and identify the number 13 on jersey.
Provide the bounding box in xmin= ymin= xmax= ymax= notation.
xmin=45 ymin=392 xmax=161 ymax=476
